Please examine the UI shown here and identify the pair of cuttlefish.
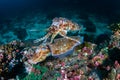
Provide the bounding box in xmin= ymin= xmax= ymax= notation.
xmin=28 ymin=17 xmax=84 ymax=64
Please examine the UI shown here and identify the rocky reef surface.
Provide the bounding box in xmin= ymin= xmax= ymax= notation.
xmin=0 ymin=16 xmax=120 ymax=80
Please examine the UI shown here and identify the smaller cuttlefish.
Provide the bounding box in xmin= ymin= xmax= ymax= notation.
xmin=34 ymin=17 xmax=82 ymax=44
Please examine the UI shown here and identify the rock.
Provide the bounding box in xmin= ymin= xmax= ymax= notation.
xmin=13 ymin=28 xmax=27 ymax=40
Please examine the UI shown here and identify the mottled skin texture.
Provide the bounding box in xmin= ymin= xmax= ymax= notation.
xmin=28 ymin=45 xmax=50 ymax=64
xmin=29 ymin=36 xmax=81 ymax=64
xmin=34 ymin=17 xmax=81 ymax=43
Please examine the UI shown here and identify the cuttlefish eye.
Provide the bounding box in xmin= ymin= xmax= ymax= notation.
xmin=74 ymin=23 xmax=80 ymax=29
xmin=70 ymin=23 xmax=80 ymax=30
xmin=52 ymin=21 xmax=60 ymax=27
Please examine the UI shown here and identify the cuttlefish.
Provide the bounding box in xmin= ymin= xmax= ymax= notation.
xmin=29 ymin=36 xmax=84 ymax=64
xmin=34 ymin=17 xmax=81 ymax=43
xmin=49 ymin=36 xmax=84 ymax=58
xmin=28 ymin=45 xmax=50 ymax=64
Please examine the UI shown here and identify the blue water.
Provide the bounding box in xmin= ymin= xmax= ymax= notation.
xmin=0 ymin=0 xmax=119 ymax=44
xmin=0 ymin=1 xmax=120 ymax=80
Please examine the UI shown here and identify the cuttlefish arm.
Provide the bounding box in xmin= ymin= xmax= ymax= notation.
xmin=34 ymin=33 xmax=51 ymax=43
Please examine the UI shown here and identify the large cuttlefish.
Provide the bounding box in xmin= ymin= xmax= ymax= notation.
xmin=29 ymin=36 xmax=83 ymax=64
xmin=34 ymin=17 xmax=82 ymax=43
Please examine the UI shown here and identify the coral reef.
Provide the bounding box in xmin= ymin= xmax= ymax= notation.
xmin=108 ymin=23 xmax=120 ymax=33
xmin=0 ymin=40 xmax=25 ymax=79
xmin=0 ymin=18 xmax=120 ymax=80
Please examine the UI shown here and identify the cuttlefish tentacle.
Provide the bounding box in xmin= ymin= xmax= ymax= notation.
xmin=34 ymin=33 xmax=51 ymax=43
xmin=50 ymin=31 xmax=60 ymax=43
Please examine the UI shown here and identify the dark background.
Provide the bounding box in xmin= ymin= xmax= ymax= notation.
xmin=0 ymin=0 xmax=120 ymax=44
xmin=0 ymin=0 xmax=120 ymax=23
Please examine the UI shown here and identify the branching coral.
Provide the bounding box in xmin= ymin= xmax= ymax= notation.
xmin=1 ymin=18 xmax=120 ymax=80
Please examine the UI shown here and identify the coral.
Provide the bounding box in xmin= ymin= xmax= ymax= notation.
xmin=108 ymin=23 xmax=120 ymax=49
xmin=23 ymin=64 xmax=48 ymax=80
xmin=108 ymin=23 xmax=120 ymax=33
xmin=0 ymin=18 xmax=120 ymax=80
xmin=0 ymin=40 xmax=25 ymax=79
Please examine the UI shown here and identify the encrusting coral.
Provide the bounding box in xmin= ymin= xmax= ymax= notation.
xmin=0 ymin=18 xmax=120 ymax=80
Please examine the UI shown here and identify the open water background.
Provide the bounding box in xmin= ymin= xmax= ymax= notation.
xmin=0 ymin=0 xmax=120 ymax=44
